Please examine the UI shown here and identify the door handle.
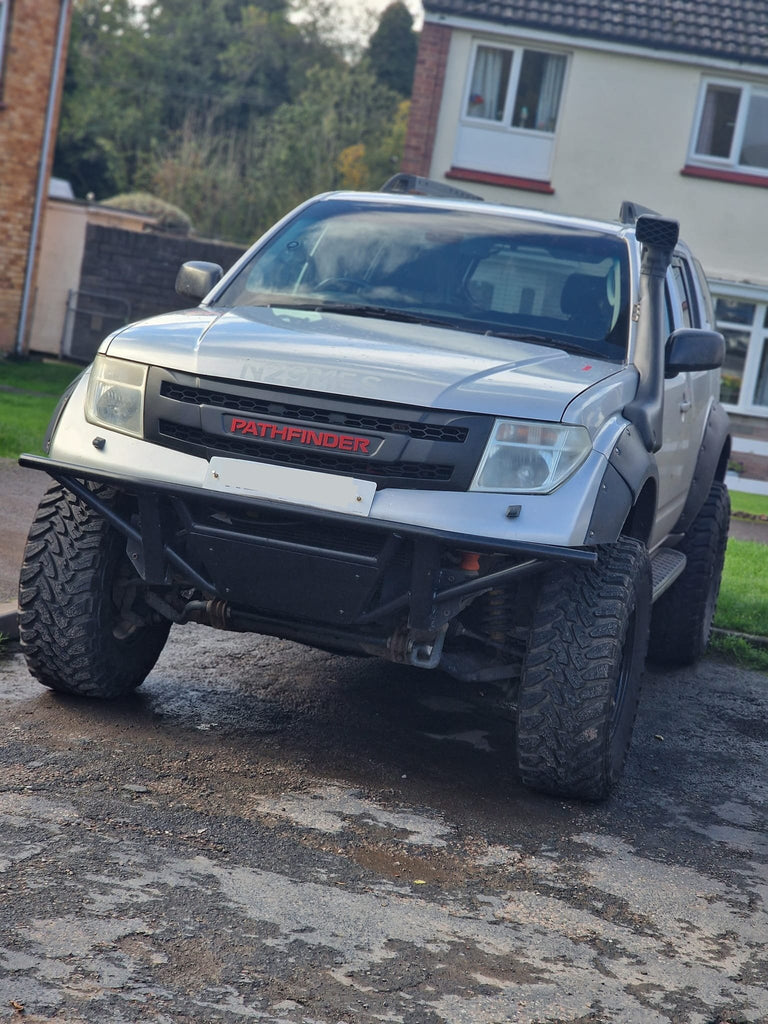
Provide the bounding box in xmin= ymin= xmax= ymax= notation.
xmin=679 ymin=399 xmax=691 ymax=413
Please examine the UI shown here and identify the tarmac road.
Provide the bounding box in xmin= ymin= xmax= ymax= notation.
xmin=0 ymin=617 xmax=767 ymax=1023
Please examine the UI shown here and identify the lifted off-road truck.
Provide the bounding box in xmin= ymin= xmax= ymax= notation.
xmin=18 ymin=178 xmax=730 ymax=799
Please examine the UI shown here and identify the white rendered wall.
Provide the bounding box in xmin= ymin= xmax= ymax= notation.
xmin=428 ymin=26 xmax=768 ymax=288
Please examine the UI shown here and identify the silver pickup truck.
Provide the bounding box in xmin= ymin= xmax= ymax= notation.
xmin=18 ymin=178 xmax=730 ymax=800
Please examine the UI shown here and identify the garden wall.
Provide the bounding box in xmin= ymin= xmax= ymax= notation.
xmin=68 ymin=225 xmax=246 ymax=362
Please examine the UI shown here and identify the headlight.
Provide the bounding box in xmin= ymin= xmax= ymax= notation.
xmin=85 ymin=354 xmax=148 ymax=439
xmin=471 ymin=419 xmax=591 ymax=494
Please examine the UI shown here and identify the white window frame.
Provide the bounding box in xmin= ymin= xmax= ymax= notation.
xmin=711 ymin=280 xmax=768 ymax=417
xmin=460 ymin=39 xmax=568 ymax=138
xmin=688 ymin=77 xmax=768 ymax=177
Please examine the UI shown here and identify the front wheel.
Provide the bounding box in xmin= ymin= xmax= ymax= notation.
xmin=516 ymin=536 xmax=651 ymax=801
xmin=18 ymin=484 xmax=171 ymax=698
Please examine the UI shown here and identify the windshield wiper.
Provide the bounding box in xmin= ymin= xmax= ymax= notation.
xmin=268 ymin=301 xmax=463 ymax=331
xmin=262 ymin=302 xmax=595 ymax=354
xmin=486 ymin=330 xmax=590 ymax=355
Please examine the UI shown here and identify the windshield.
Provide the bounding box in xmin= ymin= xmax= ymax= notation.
xmin=216 ymin=199 xmax=631 ymax=361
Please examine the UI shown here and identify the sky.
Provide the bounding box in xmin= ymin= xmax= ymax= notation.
xmin=130 ymin=1 xmax=425 ymax=44
xmin=304 ymin=0 xmax=424 ymax=48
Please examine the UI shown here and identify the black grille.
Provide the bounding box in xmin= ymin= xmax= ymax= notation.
xmin=146 ymin=369 xmax=493 ymax=491
xmin=160 ymin=381 xmax=468 ymax=443
xmin=159 ymin=422 xmax=454 ymax=481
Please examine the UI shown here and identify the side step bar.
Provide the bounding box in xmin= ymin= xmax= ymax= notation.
xmin=650 ymin=547 xmax=687 ymax=602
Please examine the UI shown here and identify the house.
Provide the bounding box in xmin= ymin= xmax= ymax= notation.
xmin=403 ymin=0 xmax=768 ymax=446
xmin=0 ymin=0 xmax=72 ymax=357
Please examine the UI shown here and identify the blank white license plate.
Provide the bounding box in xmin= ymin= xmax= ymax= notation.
xmin=203 ymin=457 xmax=376 ymax=517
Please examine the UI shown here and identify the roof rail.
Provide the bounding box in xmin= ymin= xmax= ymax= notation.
xmin=380 ymin=173 xmax=484 ymax=202
xmin=619 ymin=200 xmax=662 ymax=224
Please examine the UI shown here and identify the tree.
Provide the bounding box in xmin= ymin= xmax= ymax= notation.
xmin=366 ymin=2 xmax=418 ymax=97
xmin=153 ymin=63 xmax=403 ymax=243
xmin=54 ymin=0 xmax=338 ymax=198
xmin=217 ymin=4 xmax=339 ymax=129
xmin=54 ymin=0 xmax=160 ymax=197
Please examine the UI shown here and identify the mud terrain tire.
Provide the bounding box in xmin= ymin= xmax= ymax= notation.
xmin=648 ymin=480 xmax=729 ymax=667
xmin=18 ymin=483 xmax=171 ymax=698
xmin=516 ymin=536 xmax=651 ymax=801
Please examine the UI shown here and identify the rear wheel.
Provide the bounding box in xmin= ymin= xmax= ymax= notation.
xmin=18 ymin=483 xmax=171 ymax=698
xmin=516 ymin=536 xmax=651 ymax=801
xmin=648 ymin=480 xmax=729 ymax=667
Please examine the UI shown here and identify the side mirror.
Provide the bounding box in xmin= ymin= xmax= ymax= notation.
xmin=665 ymin=328 xmax=725 ymax=377
xmin=175 ymin=261 xmax=223 ymax=301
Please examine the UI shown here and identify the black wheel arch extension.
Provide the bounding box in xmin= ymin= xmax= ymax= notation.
xmin=587 ymin=401 xmax=731 ymax=546
xmin=586 ymin=423 xmax=658 ymax=544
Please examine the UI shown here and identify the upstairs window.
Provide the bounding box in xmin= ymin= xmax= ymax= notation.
xmin=465 ymin=44 xmax=567 ymax=134
xmin=691 ymin=79 xmax=768 ymax=175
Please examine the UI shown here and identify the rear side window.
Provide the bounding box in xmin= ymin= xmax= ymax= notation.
xmin=668 ymin=257 xmax=699 ymax=328
xmin=693 ymin=257 xmax=716 ymax=328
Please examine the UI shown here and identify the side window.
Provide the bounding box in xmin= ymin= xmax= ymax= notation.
xmin=669 ymin=257 xmax=698 ymax=328
xmin=455 ymin=40 xmax=569 ymax=183
xmin=693 ymin=257 xmax=716 ymax=328
xmin=663 ymin=287 xmax=674 ymax=339
xmin=691 ymin=79 xmax=768 ymax=176
xmin=465 ymin=43 xmax=567 ymax=134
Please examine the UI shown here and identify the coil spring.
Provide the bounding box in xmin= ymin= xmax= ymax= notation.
xmin=485 ymin=587 xmax=511 ymax=648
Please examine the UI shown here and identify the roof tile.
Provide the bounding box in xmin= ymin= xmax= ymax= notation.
xmin=423 ymin=0 xmax=768 ymax=65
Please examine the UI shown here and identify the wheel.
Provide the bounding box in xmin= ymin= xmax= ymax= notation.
xmin=18 ymin=483 xmax=171 ymax=698
xmin=648 ymin=479 xmax=730 ymax=666
xmin=516 ymin=536 xmax=651 ymax=801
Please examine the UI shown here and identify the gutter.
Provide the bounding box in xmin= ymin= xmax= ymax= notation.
xmin=14 ymin=0 xmax=71 ymax=357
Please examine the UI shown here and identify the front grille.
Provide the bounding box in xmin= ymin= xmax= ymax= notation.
xmin=160 ymin=381 xmax=468 ymax=443
xmin=146 ymin=369 xmax=493 ymax=491
xmin=159 ymin=421 xmax=454 ymax=481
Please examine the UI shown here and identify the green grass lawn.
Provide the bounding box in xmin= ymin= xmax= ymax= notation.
xmin=715 ymin=536 xmax=768 ymax=634
xmin=0 ymin=357 xmax=82 ymax=457
xmin=729 ymin=489 xmax=768 ymax=517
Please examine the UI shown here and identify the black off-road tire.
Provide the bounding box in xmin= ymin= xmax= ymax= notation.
xmin=648 ymin=480 xmax=730 ymax=667
xmin=18 ymin=483 xmax=171 ymax=698
xmin=516 ymin=536 xmax=651 ymax=801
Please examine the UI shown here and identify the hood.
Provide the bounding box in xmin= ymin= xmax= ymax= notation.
xmin=105 ymin=305 xmax=623 ymax=421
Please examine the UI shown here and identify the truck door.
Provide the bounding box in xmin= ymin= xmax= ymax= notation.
xmin=652 ymin=259 xmax=700 ymax=543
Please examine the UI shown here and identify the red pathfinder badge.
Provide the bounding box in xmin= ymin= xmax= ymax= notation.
xmin=228 ymin=416 xmax=375 ymax=454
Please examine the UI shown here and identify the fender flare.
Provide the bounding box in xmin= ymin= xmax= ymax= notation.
xmin=586 ymin=424 xmax=658 ymax=544
xmin=672 ymin=402 xmax=731 ymax=534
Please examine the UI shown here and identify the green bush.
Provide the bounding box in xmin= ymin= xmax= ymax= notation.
xmin=102 ymin=192 xmax=193 ymax=234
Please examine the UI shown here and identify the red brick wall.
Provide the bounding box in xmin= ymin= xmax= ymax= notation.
xmin=0 ymin=0 xmax=71 ymax=354
xmin=401 ymin=21 xmax=452 ymax=177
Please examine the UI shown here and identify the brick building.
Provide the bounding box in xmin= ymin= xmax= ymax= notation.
xmin=0 ymin=0 xmax=72 ymax=356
